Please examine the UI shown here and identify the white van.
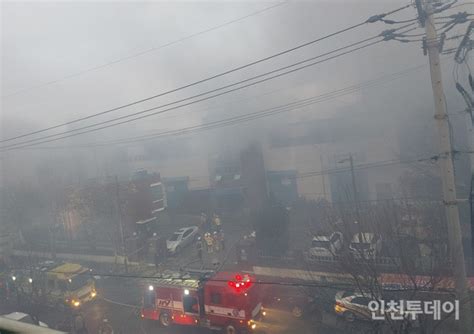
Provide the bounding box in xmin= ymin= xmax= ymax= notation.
xmin=349 ymin=233 xmax=382 ymax=260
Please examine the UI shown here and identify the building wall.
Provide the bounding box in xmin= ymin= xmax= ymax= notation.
xmin=263 ymin=143 xmax=329 ymax=201
xmin=126 ymin=146 xmax=210 ymax=190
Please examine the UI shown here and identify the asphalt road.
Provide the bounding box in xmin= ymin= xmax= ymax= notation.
xmin=0 ymin=214 xmax=366 ymax=333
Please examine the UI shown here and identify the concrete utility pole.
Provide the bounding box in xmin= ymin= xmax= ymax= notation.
xmin=422 ymin=1 xmax=472 ymax=332
xmin=338 ymin=154 xmax=361 ymax=223
xmin=115 ymin=175 xmax=128 ymax=273
xmin=320 ymin=153 xmax=328 ymax=200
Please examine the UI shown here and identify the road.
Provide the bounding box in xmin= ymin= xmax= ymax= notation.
xmin=0 ymin=213 xmax=372 ymax=333
xmin=1 ymin=270 xmax=364 ymax=334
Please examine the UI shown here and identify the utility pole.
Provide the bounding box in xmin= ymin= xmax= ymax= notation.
xmin=314 ymin=145 xmax=328 ymax=200
xmin=338 ymin=153 xmax=361 ymax=223
xmin=115 ymin=176 xmax=128 ymax=273
xmin=421 ymin=1 xmax=472 ymax=332
xmin=320 ymin=153 xmax=328 ymax=200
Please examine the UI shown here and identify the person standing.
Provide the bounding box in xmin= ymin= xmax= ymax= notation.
xmin=200 ymin=212 xmax=207 ymax=231
xmin=213 ymin=232 xmax=220 ymax=252
xmin=213 ymin=214 xmax=221 ymax=232
xmin=196 ymin=237 xmax=203 ymax=264
xmin=219 ymin=230 xmax=225 ymax=251
xmin=205 ymin=233 xmax=213 ymax=254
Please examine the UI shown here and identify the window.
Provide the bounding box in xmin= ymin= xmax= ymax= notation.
xmin=211 ymin=293 xmax=222 ymax=304
xmin=183 ymin=296 xmax=199 ymax=314
xmin=350 ymin=243 xmax=370 ymax=251
xmin=182 ymin=229 xmax=192 ymax=238
xmin=169 ymin=233 xmax=181 ymax=241
xmin=311 ymin=240 xmax=330 ymax=249
xmin=281 ymin=178 xmax=291 ymax=186
xmin=68 ymin=275 xmax=90 ymax=291
xmin=352 ymin=297 xmax=371 ymax=306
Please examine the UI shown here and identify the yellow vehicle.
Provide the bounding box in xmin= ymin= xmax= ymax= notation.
xmin=15 ymin=261 xmax=97 ymax=309
xmin=47 ymin=262 xmax=97 ymax=308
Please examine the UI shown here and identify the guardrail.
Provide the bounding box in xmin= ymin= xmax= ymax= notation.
xmin=303 ymin=252 xmax=400 ymax=267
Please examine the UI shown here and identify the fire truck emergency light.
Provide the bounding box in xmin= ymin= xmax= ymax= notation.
xmin=184 ymin=289 xmax=190 ymax=295
xmin=227 ymin=274 xmax=252 ymax=293
xmin=148 ymin=285 xmax=154 ymax=291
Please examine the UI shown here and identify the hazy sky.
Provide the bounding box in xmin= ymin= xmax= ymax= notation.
xmin=1 ymin=0 xmax=470 ymax=148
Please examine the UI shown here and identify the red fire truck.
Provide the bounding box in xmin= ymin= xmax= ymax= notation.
xmin=141 ymin=271 xmax=263 ymax=334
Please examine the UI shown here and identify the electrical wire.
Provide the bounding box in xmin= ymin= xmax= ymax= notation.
xmin=50 ymin=65 xmax=431 ymax=149
xmin=8 ymin=266 xmax=460 ymax=292
xmin=0 ymin=3 xmax=413 ymax=144
xmin=295 ymin=154 xmax=444 ymax=180
xmin=1 ymin=54 xmax=426 ymax=153
xmin=2 ymin=1 xmax=289 ymax=99
xmin=0 ymin=38 xmax=387 ymax=151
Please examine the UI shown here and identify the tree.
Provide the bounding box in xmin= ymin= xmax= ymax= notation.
xmin=304 ymin=199 xmax=456 ymax=334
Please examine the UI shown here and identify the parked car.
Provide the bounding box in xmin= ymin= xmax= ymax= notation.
xmin=166 ymin=226 xmax=199 ymax=254
xmin=261 ymin=285 xmax=323 ymax=321
xmin=335 ymin=291 xmax=413 ymax=324
xmin=309 ymin=232 xmax=343 ymax=258
xmin=334 ymin=291 xmax=375 ymax=321
xmin=349 ymin=233 xmax=382 ymax=260
xmin=1 ymin=312 xmax=49 ymax=327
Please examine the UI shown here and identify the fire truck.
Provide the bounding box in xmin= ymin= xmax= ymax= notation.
xmin=141 ymin=271 xmax=263 ymax=334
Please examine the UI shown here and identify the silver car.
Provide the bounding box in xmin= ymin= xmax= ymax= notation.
xmin=166 ymin=226 xmax=199 ymax=254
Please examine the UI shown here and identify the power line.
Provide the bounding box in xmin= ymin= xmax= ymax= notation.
xmin=8 ymin=267 xmax=458 ymax=292
xmin=73 ymin=64 xmax=429 ymax=147
xmin=2 ymin=47 xmax=429 ymax=153
xmin=295 ymin=154 xmax=443 ymax=180
xmin=2 ymin=1 xmax=288 ymax=99
xmin=0 ymin=38 xmax=387 ymax=151
xmin=1 ymin=3 xmax=412 ymax=144
xmin=3 ymin=62 xmax=429 ymax=152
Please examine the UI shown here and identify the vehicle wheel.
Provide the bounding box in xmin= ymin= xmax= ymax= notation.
xmin=224 ymin=324 xmax=237 ymax=334
xmin=344 ymin=311 xmax=356 ymax=322
xmin=159 ymin=311 xmax=171 ymax=327
xmin=291 ymin=306 xmax=303 ymax=318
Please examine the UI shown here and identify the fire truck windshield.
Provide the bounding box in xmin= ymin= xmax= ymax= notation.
xmin=67 ymin=275 xmax=90 ymax=291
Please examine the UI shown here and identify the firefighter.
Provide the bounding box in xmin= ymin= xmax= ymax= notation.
xmin=213 ymin=232 xmax=220 ymax=252
xmin=196 ymin=237 xmax=203 ymax=263
xmin=219 ymin=230 xmax=225 ymax=251
xmin=200 ymin=212 xmax=207 ymax=230
xmin=204 ymin=233 xmax=213 ymax=254
xmin=213 ymin=214 xmax=221 ymax=232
